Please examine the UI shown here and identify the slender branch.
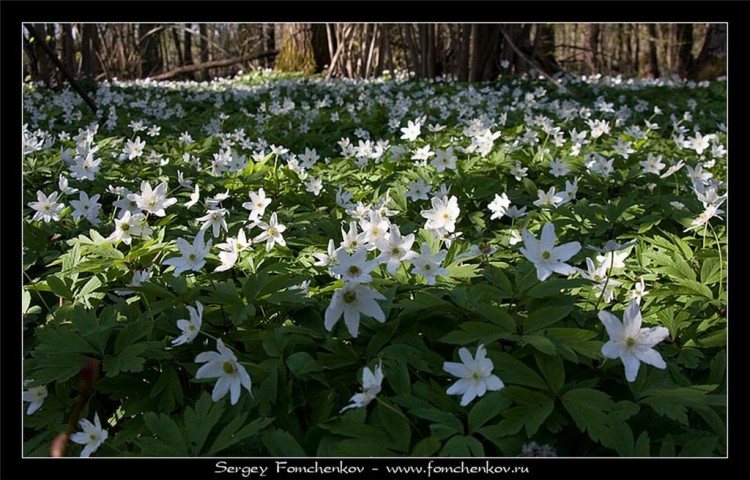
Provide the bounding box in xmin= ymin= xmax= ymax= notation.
xmin=147 ymin=51 xmax=278 ymax=81
xmin=24 ymin=24 xmax=100 ymax=118
xmin=498 ymin=26 xmax=567 ymax=93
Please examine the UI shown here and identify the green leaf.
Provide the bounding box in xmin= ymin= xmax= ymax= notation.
xmin=408 ymin=436 xmax=439 ymax=457
xmin=659 ymin=434 xmax=676 ymax=457
xmin=634 ymin=431 xmax=651 ymax=457
xmin=679 ymin=435 xmax=719 ymax=457
xmin=35 ymin=326 xmax=98 ymax=355
xmin=75 ymin=275 xmax=102 ymax=307
xmin=439 ymin=322 xmax=516 ymax=345
xmin=498 ymin=387 xmax=554 ymax=437
xmin=207 ymin=416 xmax=275 ymax=456
xmin=150 ymin=366 xmax=184 ymax=412
xmin=534 ymin=352 xmax=565 ymax=394
xmin=408 ymin=407 xmax=463 ymax=434
xmin=114 ymin=319 xmax=152 ymax=353
xmin=28 ymin=353 xmax=89 ymax=384
xmin=285 ymin=351 xmax=321 ymax=378
xmin=673 ymin=278 xmax=714 ymax=299
xmin=546 ymin=328 xmax=602 ymax=359
xmin=526 ymin=278 xmax=590 ymax=298
xmin=483 ymin=266 xmax=513 ymax=297
xmin=103 ymin=343 xmax=148 ymax=376
xmin=473 ymin=303 xmax=516 ymax=331
xmin=440 ymin=435 xmax=485 ymax=457
xmin=184 ymin=393 xmax=225 ymax=455
xmin=376 ymin=402 xmax=411 ymax=453
xmin=263 ymin=429 xmax=306 ymax=457
xmin=700 ymin=257 xmax=723 ymax=285
xmin=486 ymin=351 xmax=547 ymax=390
xmin=47 ymin=275 xmax=74 ymax=300
xmin=640 ymin=385 xmax=718 ymax=425
xmin=386 ymin=360 xmax=411 ymax=396
xmin=140 ymin=412 xmax=188 ymax=456
xmin=561 ymin=388 xmax=615 ymax=447
xmin=523 ymin=305 xmax=573 ymax=334
xmin=522 ymin=335 xmax=557 ymax=355
xmin=468 ymin=391 xmax=511 ymax=433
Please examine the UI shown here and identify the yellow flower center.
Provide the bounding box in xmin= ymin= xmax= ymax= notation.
xmin=542 ymin=251 xmax=551 ymax=260
xmin=343 ymin=291 xmax=357 ymax=304
xmin=222 ymin=361 xmax=236 ymax=375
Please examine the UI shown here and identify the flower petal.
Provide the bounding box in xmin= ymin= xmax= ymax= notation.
xmin=623 ymin=300 xmax=643 ymax=333
xmin=443 ymin=361 xmax=470 ymax=378
xmin=598 ymin=310 xmax=623 ymax=340
xmin=621 ymin=353 xmax=641 ymax=382
xmin=634 ymin=347 xmax=667 ymax=369
xmin=540 ymin=223 xmax=557 ymax=251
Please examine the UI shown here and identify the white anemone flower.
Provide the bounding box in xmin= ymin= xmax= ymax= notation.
xmin=599 ymin=300 xmax=669 ymax=382
xmin=443 ymin=344 xmax=504 ymax=406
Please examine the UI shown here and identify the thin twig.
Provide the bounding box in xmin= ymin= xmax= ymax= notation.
xmin=24 ymin=24 xmax=100 ymax=118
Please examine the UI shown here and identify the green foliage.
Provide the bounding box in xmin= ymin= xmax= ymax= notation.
xmin=22 ymin=70 xmax=726 ymax=458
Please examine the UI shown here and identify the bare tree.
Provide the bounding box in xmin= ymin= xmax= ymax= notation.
xmin=692 ymin=23 xmax=726 ymax=80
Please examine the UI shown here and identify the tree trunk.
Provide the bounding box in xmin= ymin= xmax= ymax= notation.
xmin=81 ymin=24 xmax=103 ymax=79
xmin=139 ymin=24 xmax=162 ymax=78
xmin=691 ymin=23 xmax=726 ymax=80
xmin=61 ymin=24 xmax=76 ymax=76
xmin=671 ymin=24 xmax=693 ymax=78
xmin=198 ymin=23 xmax=209 ymax=80
xmin=647 ymin=24 xmax=660 ymax=78
xmin=262 ymin=24 xmax=276 ymax=68
xmin=586 ymin=24 xmax=600 ymax=74
xmin=171 ymin=25 xmax=183 ymax=68
xmin=276 ymin=23 xmax=328 ymax=74
xmin=533 ymin=23 xmax=559 ymax=74
xmin=182 ymin=24 xmax=195 ymax=80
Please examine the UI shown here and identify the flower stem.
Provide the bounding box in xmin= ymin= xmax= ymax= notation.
xmin=708 ymin=222 xmax=724 ymax=301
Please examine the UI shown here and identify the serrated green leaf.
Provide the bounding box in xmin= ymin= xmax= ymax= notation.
xmin=103 ymin=343 xmax=147 ymax=376
xmin=207 ymin=416 xmax=274 ymax=456
xmin=524 ymin=305 xmax=573 ymax=334
xmin=526 ymin=278 xmax=590 ymax=297
xmin=546 ymin=328 xmax=602 ymax=359
xmin=486 ymin=351 xmax=547 ymax=390
xmin=35 ymin=326 xmax=98 ymax=355
xmin=29 ymin=353 xmax=89 ymax=384
xmin=468 ymin=391 xmax=511 ymax=433
xmin=522 ymin=335 xmax=557 ymax=355
xmin=534 ymin=352 xmax=565 ymax=394
xmin=150 ymin=366 xmax=184 ymax=412
xmin=115 ymin=319 xmax=152 ymax=353
xmin=640 ymin=385 xmax=718 ymax=425
xmin=498 ymin=387 xmax=554 ymax=437
xmin=634 ymin=431 xmax=650 ymax=457
xmin=376 ymin=402 xmax=411 ymax=453
xmin=659 ymin=434 xmax=676 ymax=457
xmin=47 ymin=275 xmax=74 ymax=300
xmin=411 ymin=437 xmax=441 ymax=456
xmin=483 ymin=266 xmax=513 ymax=296
xmin=678 ymin=435 xmax=719 ymax=457
xmin=562 ymin=388 xmax=615 ymax=446
xmin=184 ymin=393 xmax=225 ymax=455
xmin=473 ymin=303 xmax=516 ymax=331
xmin=700 ymin=257 xmax=723 ymax=285
xmin=140 ymin=412 xmax=188 ymax=456
xmin=263 ymin=429 xmax=307 ymax=457
xmin=386 ymin=360 xmax=411 ymax=396
xmin=440 ymin=435 xmax=485 ymax=457
xmin=286 ymin=351 xmax=321 ymax=378
xmin=439 ymin=322 xmax=516 ymax=345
